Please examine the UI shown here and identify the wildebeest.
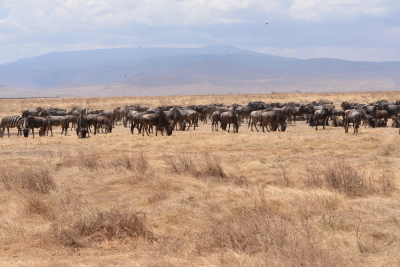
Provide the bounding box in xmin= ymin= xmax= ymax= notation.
xmin=371 ymin=108 xmax=388 ymax=127
xmin=392 ymin=115 xmax=400 ymax=128
xmin=234 ymin=104 xmax=253 ymax=123
xmin=166 ymin=108 xmax=185 ymax=131
xmin=179 ymin=109 xmax=198 ymax=131
xmin=290 ymin=105 xmax=306 ymax=124
xmin=344 ymin=110 xmax=361 ymax=133
xmin=210 ymin=111 xmax=221 ymax=132
xmin=64 ymin=115 xmax=78 ymax=130
xmin=94 ymin=116 xmax=113 ymax=134
xmin=248 ymin=110 xmax=265 ymax=132
xmin=220 ymin=111 xmax=239 ymax=133
xmin=76 ymin=110 xmax=89 ymax=138
xmin=331 ymin=115 xmax=344 ymax=127
xmin=21 ymin=109 xmax=38 ymax=119
xmin=23 ymin=116 xmax=46 ymax=138
xmin=307 ymin=114 xmax=328 ymax=127
xmin=141 ymin=110 xmax=173 ymax=136
xmin=314 ymin=107 xmax=331 ymax=130
xmin=41 ymin=116 xmax=69 ymax=136
xmin=260 ymin=110 xmax=286 ymax=132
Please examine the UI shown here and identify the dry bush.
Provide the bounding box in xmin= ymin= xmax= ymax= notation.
xmin=24 ymin=194 xmax=52 ymax=217
xmin=51 ymin=207 xmax=154 ymax=247
xmin=165 ymin=154 xmax=246 ymax=185
xmin=323 ymin=163 xmax=372 ymax=197
xmin=1 ymin=165 xmax=56 ymax=194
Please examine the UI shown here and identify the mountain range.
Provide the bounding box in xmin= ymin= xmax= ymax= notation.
xmin=1 ymin=45 xmax=399 ymax=98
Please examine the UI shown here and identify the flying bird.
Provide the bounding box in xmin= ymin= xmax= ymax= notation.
xmin=265 ymin=22 xmax=269 ymax=25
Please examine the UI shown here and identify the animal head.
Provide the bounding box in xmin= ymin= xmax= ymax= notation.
xmin=23 ymin=127 xmax=30 ymax=138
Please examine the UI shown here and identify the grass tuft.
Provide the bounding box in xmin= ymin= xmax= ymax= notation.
xmin=1 ymin=166 xmax=56 ymax=194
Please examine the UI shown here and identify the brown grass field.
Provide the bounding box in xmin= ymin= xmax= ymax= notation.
xmin=0 ymin=91 xmax=400 ymax=266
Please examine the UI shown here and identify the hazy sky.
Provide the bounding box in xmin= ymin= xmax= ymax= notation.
xmin=1 ymin=0 xmax=399 ymax=64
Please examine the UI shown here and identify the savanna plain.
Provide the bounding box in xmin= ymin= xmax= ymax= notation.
xmin=0 ymin=91 xmax=400 ymax=266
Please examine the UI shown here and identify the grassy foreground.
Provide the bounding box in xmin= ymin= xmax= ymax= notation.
xmin=0 ymin=91 xmax=399 ymax=266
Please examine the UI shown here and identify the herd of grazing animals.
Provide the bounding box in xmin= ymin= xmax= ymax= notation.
xmin=1 ymin=99 xmax=400 ymax=138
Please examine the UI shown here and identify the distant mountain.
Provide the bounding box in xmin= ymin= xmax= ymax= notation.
xmin=0 ymin=45 xmax=400 ymax=97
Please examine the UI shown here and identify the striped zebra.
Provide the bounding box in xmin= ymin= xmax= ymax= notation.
xmin=0 ymin=115 xmax=24 ymax=137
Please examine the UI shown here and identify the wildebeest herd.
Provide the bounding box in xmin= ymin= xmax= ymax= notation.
xmin=1 ymin=99 xmax=400 ymax=138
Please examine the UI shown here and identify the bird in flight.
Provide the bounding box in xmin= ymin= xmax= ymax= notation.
xmin=265 ymin=22 xmax=269 ymax=25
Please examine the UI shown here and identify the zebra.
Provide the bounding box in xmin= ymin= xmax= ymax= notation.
xmin=0 ymin=115 xmax=24 ymax=137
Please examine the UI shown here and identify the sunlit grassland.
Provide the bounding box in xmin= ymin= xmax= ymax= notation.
xmin=0 ymin=91 xmax=399 ymax=266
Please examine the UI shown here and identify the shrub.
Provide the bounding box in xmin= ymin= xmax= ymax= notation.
xmin=51 ymin=207 xmax=154 ymax=247
xmin=323 ymin=163 xmax=371 ymax=197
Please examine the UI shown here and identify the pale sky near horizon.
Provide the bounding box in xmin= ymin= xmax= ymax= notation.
xmin=0 ymin=0 xmax=399 ymax=65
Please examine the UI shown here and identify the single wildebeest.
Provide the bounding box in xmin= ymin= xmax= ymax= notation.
xmin=377 ymin=104 xmax=399 ymax=118
xmin=261 ymin=110 xmax=286 ymax=132
xmin=362 ymin=105 xmax=376 ymax=115
xmin=314 ymin=107 xmax=331 ymax=130
xmin=220 ymin=111 xmax=239 ymax=133
xmin=64 ymin=114 xmax=78 ymax=130
xmin=371 ymin=107 xmax=388 ymax=127
xmin=392 ymin=115 xmax=400 ymax=128
xmin=344 ymin=110 xmax=361 ymax=133
xmin=210 ymin=111 xmax=221 ymax=132
xmin=234 ymin=104 xmax=253 ymax=123
xmin=21 ymin=109 xmax=38 ymax=119
xmin=166 ymin=108 xmax=185 ymax=131
xmin=94 ymin=116 xmax=113 ymax=134
xmin=248 ymin=110 xmax=265 ymax=132
xmin=42 ymin=116 xmax=69 ymax=136
xmin=130 ymin=112 xmax=145 ymax=134
xmin=76 ymin=111 xmax=89 ymax=138
xmin=331 ymin=108 xmax=345 ymax=120
xmin=307 ymin=114 xmax=328 ymax=127
xmin=179 ymin=109 xmax=198 ymax=130
xmin=126 ymin=110 xmax=139 ymax=129
xmin=141 ymin=110 xmax=173 ymax=136
xmin=23 ymin=116 xmax=46 ymax=138
xmin=290 ymin=105 xmax=306 ymax=124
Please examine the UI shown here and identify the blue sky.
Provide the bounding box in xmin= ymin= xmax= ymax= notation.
xmin=0 ymin=0 xmax=399 ymax=64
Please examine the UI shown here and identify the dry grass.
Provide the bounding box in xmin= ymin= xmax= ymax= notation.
xmin=0 ymin=91 xmax=399 ymax=266
xmin=1 ymin=165 xmax=56 ymax=194
xmin=50 ymin=207 xmax=154 ymax=247
xmin=165 ymin=153 xmax=246 ymax=185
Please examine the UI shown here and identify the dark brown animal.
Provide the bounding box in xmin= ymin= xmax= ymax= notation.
xmin=141 ymin=110 xmax=173 ymax=136
xmin=344 ymin=110 xmax=361 ymax=133
xmin=220 ymin=111 xmax=239 ymax=133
